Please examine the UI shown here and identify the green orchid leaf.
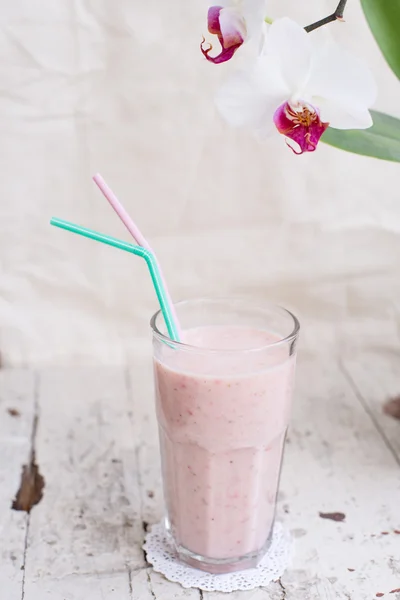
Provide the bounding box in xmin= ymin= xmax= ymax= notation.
xmin=361 ymin=0 xmax=400 ymax=79
xmin=321 ymin=110 xmax=400 ymax=162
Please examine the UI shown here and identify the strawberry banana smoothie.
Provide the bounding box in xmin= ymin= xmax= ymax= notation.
xmin=152 ymin=301 xmax=299 ymax=573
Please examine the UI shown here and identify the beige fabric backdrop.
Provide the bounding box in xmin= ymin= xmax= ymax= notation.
xmin=0 ymin=0 xmax=399 ymax=366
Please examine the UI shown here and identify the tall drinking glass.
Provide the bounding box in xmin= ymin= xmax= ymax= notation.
xmin=151 ymin=299 xmax=299 ymax=574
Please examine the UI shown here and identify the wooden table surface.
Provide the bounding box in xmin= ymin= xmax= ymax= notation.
xmin=1 ymin=352 xmax=400 ymax=599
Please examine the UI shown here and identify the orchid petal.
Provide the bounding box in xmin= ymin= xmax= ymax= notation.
xmin=202 ymin=0 xmax=267 ymax=64
xmin=315 ymin=98 xmax=373 ymax=129
xmin=241 ymin=0 xmax=268 ymax=41
xmin=263 ymin=18 xmax=312 ymax=93
xmin=216 ymin=56 xmax=289 ymax=138
xmin=207 ymin=5 xmax=223 ymax=34
xmin=202 ymin=5 xmax=244 ymax=64
xmin=306 ymin=42 xmax=377 ymax=129
xmin=219 ymin=7 xmax=246 ymax=48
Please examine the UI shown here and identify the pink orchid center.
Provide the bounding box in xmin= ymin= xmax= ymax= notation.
xmin=200 ymin=6 xmax=244 ymax=64
xmin=273 ymin=101 xmax=329 ymax=154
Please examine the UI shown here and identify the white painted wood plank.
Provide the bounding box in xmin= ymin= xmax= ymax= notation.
xmin=129 ymin=569 xmax=156 ymax=600
xmin=23 ymin=368 xmax=144 ymax=598
xmin=203 ymin=585 xmax=284 ymax=600
xmin=24 ymin=571 xmax=132 ymax=599
xmin=341 ymin=349 xmax=400 ymax=462
xmin=279 ymin=354 xmax=400 ymax=599
xmin=0 ymin=370 xmax=35 ymax=600
xmin=11 ymin=357 xmax=398 ymax=600
xmin=148 ymin=570 xmax=202 ymax=599
xmin=129 ymin=568 xmax=201 ymax=599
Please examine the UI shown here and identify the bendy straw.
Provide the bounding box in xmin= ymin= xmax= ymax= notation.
xmin=50 ymin=217 xmax=180 ymax=342
xmin=92 ymin=173 xmax=181 ymax=337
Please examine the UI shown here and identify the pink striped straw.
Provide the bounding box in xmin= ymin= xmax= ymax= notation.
xmin=92 ymin=173 xmax=181 ymax=337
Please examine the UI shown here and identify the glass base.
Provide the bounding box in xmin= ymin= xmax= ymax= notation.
xmin=166 ymin=518 xmax=274 ymax=574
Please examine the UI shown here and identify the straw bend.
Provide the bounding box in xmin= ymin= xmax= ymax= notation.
xmin=49 ymin=217 xmax=180 ymax=342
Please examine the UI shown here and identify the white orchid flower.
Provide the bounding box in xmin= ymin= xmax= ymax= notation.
xmin=201 ymin=0 xmax=267 ymax=64
xmin=216 ymin=17 xmax=377 ymax=153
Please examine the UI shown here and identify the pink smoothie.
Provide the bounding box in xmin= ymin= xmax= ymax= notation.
xmin=154 ymin=325 xmax=296 ymax=563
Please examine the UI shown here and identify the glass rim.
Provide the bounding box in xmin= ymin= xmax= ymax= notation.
xmin=150 ymin=297 xmax=300 ymax=354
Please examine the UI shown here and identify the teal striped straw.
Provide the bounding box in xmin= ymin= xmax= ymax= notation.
xmin=50 ymin=218 xmax=180 ymax=342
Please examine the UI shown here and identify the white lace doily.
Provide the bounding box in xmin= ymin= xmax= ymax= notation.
xmin=143 ymin=521 xmax=293 ymax=592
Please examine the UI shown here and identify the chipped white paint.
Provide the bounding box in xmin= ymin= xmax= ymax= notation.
xmin=0 ymin=356 xmax=399 ymax=599
xmin=23 ymin=368 xmax=145 ymax=598
xmin=0 ymin=371 xmax=35 ymax=600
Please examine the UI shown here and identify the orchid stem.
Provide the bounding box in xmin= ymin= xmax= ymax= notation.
xmin=304 ymin=0 xmax=348 ymax=33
